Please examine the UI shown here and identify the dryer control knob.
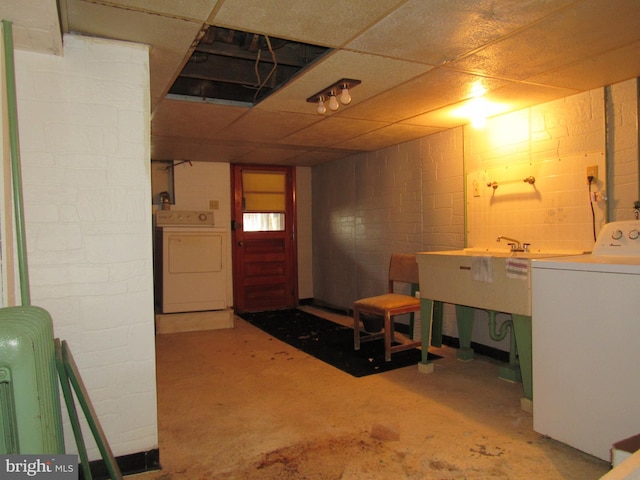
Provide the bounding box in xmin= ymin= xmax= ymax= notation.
xmin=199 ymin=213 xmax=207 ymax=222
xmin=629 ymin=229 xmax=640 ymax=240
xmin=612 ymin=229 xmax=623 ymax=240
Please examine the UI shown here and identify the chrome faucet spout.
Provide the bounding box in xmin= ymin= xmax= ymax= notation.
xmin=496 ymin=235 xmax=524 ymax=252
xmin=496 ymin=235 xmax=520 ymax=246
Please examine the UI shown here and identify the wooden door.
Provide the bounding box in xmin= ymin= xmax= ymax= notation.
xmin=231 ymin=165 xmax=298 ymax=313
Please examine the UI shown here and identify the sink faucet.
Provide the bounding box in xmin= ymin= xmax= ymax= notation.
xmin=496 ymin=236 xmax=530 ymax=252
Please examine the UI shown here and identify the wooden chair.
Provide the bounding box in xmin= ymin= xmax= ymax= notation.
xmin=353 ymin=253 xmax=422 ymax=361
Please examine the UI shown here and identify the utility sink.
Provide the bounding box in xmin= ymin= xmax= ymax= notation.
xmin=416 ymin=248 xmax=584 ymax=316
xmin=416 ymin=247 xmax=584 ymax=409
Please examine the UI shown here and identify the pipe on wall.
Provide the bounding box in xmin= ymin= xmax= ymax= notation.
xmin=2 ymin=20 xmax=30 ymax=305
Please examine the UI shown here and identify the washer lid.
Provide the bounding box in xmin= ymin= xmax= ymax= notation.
xmin=532 ymin=254 xmax=640 ymax=274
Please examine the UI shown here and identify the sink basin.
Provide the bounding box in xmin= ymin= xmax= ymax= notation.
xmin=416 ymin=249 xmax=585 ymax=315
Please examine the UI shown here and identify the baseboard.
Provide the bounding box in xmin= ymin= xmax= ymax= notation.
xmin=155 ymin=309 xmax=234 ymax=334
xmin=78 ymin=448 xmax=160 ymax=480
xmin=304 ymin=298 xmax=352 ymax=316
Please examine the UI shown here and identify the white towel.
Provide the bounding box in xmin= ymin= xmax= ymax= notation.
xmin=472 ymin=256 xmax=493 ymax=283
xmin=505 ymin=258 xmax=529 ymax=280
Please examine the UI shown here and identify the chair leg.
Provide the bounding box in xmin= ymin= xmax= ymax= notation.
xmin=384 ymin=312 xmax=392 ymax=362
xmin=354 ymin=307 xmax=361 ymax=350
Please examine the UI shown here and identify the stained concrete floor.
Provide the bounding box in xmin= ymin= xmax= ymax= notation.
xmin=136 ymin=306 xmax=610 ymax=479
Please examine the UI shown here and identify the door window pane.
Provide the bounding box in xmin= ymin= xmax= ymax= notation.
xmin=243 ymin=213 xmax=285 ymax=232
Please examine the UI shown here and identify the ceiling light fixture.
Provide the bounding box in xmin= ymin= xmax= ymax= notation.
xmin=469 ymin=82 xmax=488 ymax=128
xmin=340 ymin=85 xmax=352 ymax=105
xmin=306 ymin=78 xmax=361 ymax=114
xmin=316 ymin=97 xmax=326 ymax=114
xmin=328 ymin=92 xmax=340 ymax=111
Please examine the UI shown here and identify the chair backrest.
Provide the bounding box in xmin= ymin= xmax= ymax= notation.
xmin=387 ymin=253 xmax=419 ymax=292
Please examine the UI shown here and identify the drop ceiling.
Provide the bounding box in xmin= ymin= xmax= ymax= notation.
xmin=3 ymin=0 xmax=640 ymax=166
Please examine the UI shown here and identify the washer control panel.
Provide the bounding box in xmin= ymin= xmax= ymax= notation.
xmin=593 ymin=220 xmax=640 ymax=255
xmin=156 ymin=210 xmax=214 ymax=227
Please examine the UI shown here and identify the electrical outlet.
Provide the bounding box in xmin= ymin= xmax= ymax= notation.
xmin=209 ymin=200 xmax=219 ymax=210
xmin=586 ymin=165 xmax=598 ymax=179
xmin=472 ymin=179 xmax=480 ymax=197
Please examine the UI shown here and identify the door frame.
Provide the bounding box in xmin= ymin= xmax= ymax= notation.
xmin=230 ymin=164 xmax=298 ymax=312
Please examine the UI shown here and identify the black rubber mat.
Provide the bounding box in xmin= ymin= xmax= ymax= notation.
xmin=239 ymin=308 xmax=440 ymax=378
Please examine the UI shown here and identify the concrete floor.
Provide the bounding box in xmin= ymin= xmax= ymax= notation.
xmin=136 ymin=306 xmax=610 ymax=479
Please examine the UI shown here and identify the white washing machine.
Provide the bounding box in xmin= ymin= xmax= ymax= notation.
xmin=155 ymin=210 xmax=229 ymax=313
xmin=531 ymin=220 xmax=640 ymax=461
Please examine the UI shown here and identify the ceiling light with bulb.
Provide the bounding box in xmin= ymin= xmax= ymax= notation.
xmin=306 ymin=78 xmax=361 ymax=114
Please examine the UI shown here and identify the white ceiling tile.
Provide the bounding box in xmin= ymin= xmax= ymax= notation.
xmin=210 ymin=0 xmax=407 ymax=46
xmin=258 ymin=50 xmax=433 ymax=114
xmin=346 ymin=0 xmax=576 ymax=64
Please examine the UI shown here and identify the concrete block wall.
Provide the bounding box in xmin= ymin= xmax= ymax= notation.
xmin=13 ymin=35 xmax=157 ymax=459
xmin=420 ymin=126 xmax=465 ymax=251
xmin=353 ymin=146 xmax=423 ymax=299
xmin=465 ymin=89 xmax=607 ymax=253
xmin=313 ymin=145 xmax=424 ymax=309
xmin=313 ymin=157 xmax=357 ymax=309
xmin=312 ymin=79 xmax=639 ymax=348
xmin=295 ymin=166 xmax=314 ymax=299
xmin=313 ymin=127 xmax=466 ymax=311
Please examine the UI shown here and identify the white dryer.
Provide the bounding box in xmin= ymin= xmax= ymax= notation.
xmin=155 ymin=210 xmax=229 ymax=313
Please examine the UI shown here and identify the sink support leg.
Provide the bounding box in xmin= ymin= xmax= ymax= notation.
xmin=511 ymin=314 xmax=533 ymax=413
xmin=431 ymin=300 xmax=443 ymax=347
xmin=418 ymin=298 xmax=437 ymax=374
xmin=486 ymin=310 xmax=522 ymax=384
xmin=455 ymin=305 xmax=475 ymax=361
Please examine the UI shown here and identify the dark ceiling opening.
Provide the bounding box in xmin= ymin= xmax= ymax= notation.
xmin=168 ymin=26 xmax=331 ymax=106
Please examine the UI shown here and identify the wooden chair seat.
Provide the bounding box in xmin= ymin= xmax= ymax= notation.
xmin=353 ymin=254 xmax=422 ymax=362
xmin=354 ymin=293 xmax=419 ymax=312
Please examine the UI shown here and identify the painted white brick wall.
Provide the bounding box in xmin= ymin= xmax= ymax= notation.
xmin=14 ymin=35 xmax=157 ymax=459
